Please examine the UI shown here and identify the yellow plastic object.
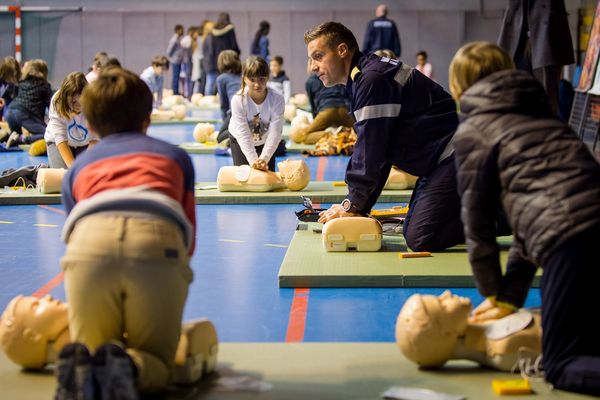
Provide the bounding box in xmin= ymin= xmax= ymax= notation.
xmin=371 ymin=206 xmax=409 ymax=217
xmin=29 ymin=139 xmax=47 ymax=156
xmin=332 ymin=181 xmax=347 ymax=187
xmin=491 ymin=379 xmax=533 ymax=395
xmin=399 ymin=252 xmax=432 ymax=259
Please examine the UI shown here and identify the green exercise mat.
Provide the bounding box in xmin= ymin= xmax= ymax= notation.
xmin=286 ymin=141 xmax=316 ymax=153
xmin=151 ymin=117 xmax=220 ymax=126
xmin=179 ymin=142 xmax=220 ymax=154
xmin=278 ymin=226 xmax=541 ymax=288
xmin=0 ymin=188 xmax=61 ymax=205
xmin=0 ymin=343 xmax=592 ymax=400
xmin=0 ymin=183 xmax=412 ymax=205
xmin=194 ymin=181 xmax=412 ymax=205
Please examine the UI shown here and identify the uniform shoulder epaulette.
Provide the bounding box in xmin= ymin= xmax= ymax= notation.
xmin=350 ymin=66 xmax=361 ymax=81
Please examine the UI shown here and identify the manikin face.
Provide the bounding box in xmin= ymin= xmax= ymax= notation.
xmin=245 ymin=76 xmax=268 ymax=96
xmin=278 ymin=159 xmax=310 ymax=191
xmin=307 ymin=37 xmax=349 ymax=87
xmin=269 ymin=60 xmax=282 ymax=76
xmin=14 ymin=295 xmax=68 ymax=340
xmin=395 ymin=291 xmax=472 ymax=367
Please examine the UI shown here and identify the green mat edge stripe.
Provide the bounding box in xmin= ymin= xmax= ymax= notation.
xmin=279 ymin=275 xmax=541 ymax=288
xmin=151 ymin=118 xmax=221 ymax=125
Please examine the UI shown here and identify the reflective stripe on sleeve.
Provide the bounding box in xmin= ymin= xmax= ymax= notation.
xmin=354 ymin=104 xmax=401 ymax=122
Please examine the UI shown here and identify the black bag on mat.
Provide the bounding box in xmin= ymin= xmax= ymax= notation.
xmin=0 ymin=163 xmax=48 ymax=188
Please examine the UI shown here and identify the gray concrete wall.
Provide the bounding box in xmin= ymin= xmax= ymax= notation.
xmin=0 ymin=0 xmax=583 ymax=92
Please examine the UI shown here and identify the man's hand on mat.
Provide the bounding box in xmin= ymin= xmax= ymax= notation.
xmin=470 ymin=297 xmax=515 ymax=323
xmin=318 ymin=204 xmax=358 ymax=223
xmin=252 ymin=159 xmax=268 ymax=171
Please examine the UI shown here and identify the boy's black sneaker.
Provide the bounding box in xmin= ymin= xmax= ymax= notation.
xmin=55 ymin=342 xmax=95 ymax=400
xmin=93 ymin=342 xmax=139 ymax=400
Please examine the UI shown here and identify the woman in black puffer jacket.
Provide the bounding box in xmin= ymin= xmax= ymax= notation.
xmin=450 ymin=41 xmax=600 ymax=396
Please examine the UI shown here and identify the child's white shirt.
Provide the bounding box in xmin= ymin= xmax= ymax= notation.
xmin=44 ymin=92 xmax=94 ymax=147
xmin=229 ymin=88 xmax=284 ymax=164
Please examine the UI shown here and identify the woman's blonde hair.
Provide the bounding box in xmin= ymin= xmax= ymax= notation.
xmin=449 ymin=41 xmax=514 ymax=100
xmin=239 ymin=56 xmax=269 ymax=96
xmin=53 ymin=72 xmax=87 ymax=120
xmin=21 ymin=59 xmax=48 ymax=81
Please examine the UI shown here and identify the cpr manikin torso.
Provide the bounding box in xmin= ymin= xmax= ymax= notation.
xmin=0 ymin=296 xmax=218 ymax=383
xmin=384 ymin=167 xmax=418 ymax=190
xmin=322 ymin=217 xmax=383 ymax=252
xmin=217 ymin=159 xmax=310 ymax=192
xmin=36 ymin=168 xmax=67 ymax=194
xmin=395 ymin=291 xmax=541 ymax=371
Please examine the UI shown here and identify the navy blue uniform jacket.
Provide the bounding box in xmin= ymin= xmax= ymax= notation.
xmin=344 ymin=52 xmax=458 ymax=213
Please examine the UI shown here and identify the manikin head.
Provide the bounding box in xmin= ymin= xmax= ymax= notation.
xmin=0 ymin=295 xmax=69 ymax=368
xmin=396 ymin=291 xmax=471 ymax=367
xmin=304 ymin=22 xmax=358 ymax=87
xmin=278 ymin=159 xmax=310 ymax=191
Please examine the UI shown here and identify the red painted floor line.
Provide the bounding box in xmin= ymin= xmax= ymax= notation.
xmin=284 ymin=158 xmax=325 ymax=341
xmin=31 ymin=271 xmax=64 ymax=298
xmin=285 ymin=288 xmax=310 ymax=342
xmin=316 ymin=156 xmax=327 ymax=182
xmin=38 ymin=204 xmax=66 ymax=215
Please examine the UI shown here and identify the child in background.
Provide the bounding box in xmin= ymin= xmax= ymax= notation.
xmin=5 ymin=59 xmax=52 ymax=148
xmin=291 ymin=73 xmax=353 ymax=144
xmin=57 ymin=67 xmax=195 ymax=398
xmin=180 ymin=26 xmax=198 ymax=98
xmin=44 ymin=72 xmax=95 ymax=168
xmin=250 ymin=20 xmax=270 ymax=61
xmin=267 ymin=56 xmax=291 ymax=104
xmin=0 ymin=56 xmax=21 ymax=125
xmin=229 ymin=56 xmax=284 ymax=171
xmin=216 ymin=50 xmax=242 ymax=120
xmin=415 ymin=50 xmax=433 ymax=79
xmin=450 ymin=41 xmax=600 ymax=396
xmin=167 ymin=24 xmax=185 ymax=95
xmin=85 ymin=52 xmax=107 ymax=82
xmin=140 ymin=55 xmax=169 ymax=109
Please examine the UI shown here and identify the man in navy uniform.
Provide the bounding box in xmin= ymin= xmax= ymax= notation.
xmin=306 ymin=21 xmax=462 ymax=251
xmin=362 ymin=4 xmax=402 ymax=58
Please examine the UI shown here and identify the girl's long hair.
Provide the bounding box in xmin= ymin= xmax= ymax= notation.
xmin=53 ymin=72 xmax=87 ymax=119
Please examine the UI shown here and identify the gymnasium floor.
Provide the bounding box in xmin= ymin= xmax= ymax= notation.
xmin=0 ymin=122 xmax=541 ymax=345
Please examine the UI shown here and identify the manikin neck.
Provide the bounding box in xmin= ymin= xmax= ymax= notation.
xmin=451 ymin=324 xmax=488 ymax=362
xmin=47 ymin=327 xmax=70 ymax=364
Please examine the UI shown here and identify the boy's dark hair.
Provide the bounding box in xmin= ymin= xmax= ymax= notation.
xmin=304 ymin=21 xmax=358 ymax=53
xmin=80 ymin=68 xmax=152 ymax=138
xmin=152 ymin=55 xmax=169 ymax=69
xmin=416 ymin=51 xmax=428 ymax=59
xmin=272 ymin=56 xmax=284 ymax=66
xmin=174 ymin=24 xmax=184 ymax=33
xmin=105 ymin=55 xmax=121 ymax=68
xmin=217 ymin=50 xmax=242 ymax=75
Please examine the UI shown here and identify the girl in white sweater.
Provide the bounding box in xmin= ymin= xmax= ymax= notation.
xmin=228 ymin=56 xmax=284 ymax=171
xmin=44 ymin=72 xmax=96 ymax=168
